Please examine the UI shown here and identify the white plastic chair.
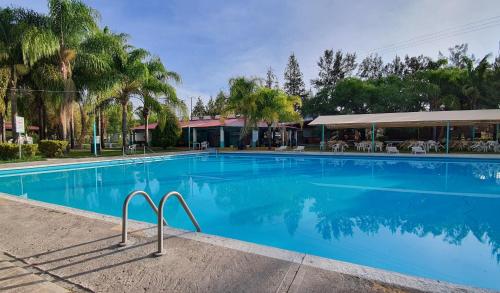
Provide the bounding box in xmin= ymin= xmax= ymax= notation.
xmin=411 ymin=146 xmax=426 ymax=154
xmin=386 ymin=146 xmax=399 ymax=154
xmin=293 ymin=146 xmax=305 ymax=152
xmin=128 ymin=144 xmax=137 ymax=154
xmin=275 ymin=146 xmax=287 ymax=152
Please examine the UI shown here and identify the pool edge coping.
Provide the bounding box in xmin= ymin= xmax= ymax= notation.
xmin=0 ymin=151 xmax=208 ymax=172
xmin=0 ymin=149 xmax=499 ymax=173
xmin=0 ymin=192 xmax=493 ymax=293
xmin=220 ymin=150 xmax=500 ymax=159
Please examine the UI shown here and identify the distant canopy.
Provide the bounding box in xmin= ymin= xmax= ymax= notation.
xmin=309 ymin=109 xmax=500 ymax=129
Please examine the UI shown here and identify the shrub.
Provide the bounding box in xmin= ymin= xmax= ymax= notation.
xmin=0 ymin=143 xmax=39 ymax=160
xmin=0 ymin=143 xmax=19 ymax=160
xmin=151 ymin=112 xmax=182 ymax=149
xmin=39 ymin=140 xmax=68 ymax=158
xmin=22 ymin=144 xmax=38 ymax=158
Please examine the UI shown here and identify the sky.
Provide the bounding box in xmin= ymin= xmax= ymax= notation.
xmin=2 ymin=0 xmax=500 ymax=106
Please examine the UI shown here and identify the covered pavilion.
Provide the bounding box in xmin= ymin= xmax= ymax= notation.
xmin=309 ymin=109 xmax=500 ymax=153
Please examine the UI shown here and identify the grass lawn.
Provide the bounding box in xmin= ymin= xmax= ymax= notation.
xmin=65 ymin=146 xmax=190 ymax=158
xmin=0 ymin=156 xmax=45 ymax=165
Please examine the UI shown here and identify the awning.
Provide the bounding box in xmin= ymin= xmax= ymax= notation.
xmin=309 ymin=109 xmax=500 ymax=128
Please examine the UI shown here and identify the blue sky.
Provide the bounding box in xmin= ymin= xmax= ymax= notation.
xmin=2 ymin=0 xmax=500 ymax=105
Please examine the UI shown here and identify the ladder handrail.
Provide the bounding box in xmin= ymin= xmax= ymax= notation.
xmin=119 ymin=190 xmax=167 ymax=246
xmin=155 ymin=191 xmax=201 ymax=256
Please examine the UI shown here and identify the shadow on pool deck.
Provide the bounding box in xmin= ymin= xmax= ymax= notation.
xmin=0 ymin=196 xmax=488 ymax=293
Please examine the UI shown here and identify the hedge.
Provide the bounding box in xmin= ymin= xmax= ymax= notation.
xmin=0 ymin=143 xmax=39 ymax=160
xmin=22 ymin=144 xmax=38 ymax=158
xmin=39 ymin=140 xmax=68 ymax=158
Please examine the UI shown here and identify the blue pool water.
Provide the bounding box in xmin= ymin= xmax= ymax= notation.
xmin=0 ymin=153 xmax=499 ymax=290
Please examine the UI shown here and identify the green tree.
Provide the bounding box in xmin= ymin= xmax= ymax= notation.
xmin=213 ymin=90 xmax=227 ymax=115
xmin=462 ymin=54 xmax=492 ymax=109
xmin=95 ymin=46 xmax=181 ymax=149
xmin=253 ymin=87 xmax=301 ymax=149
xmin=73 ymin=26 xmax=128 ymax=146
xmin=191 ymin=97 xmax=206 ymax=117
xmin=205 ymin=97 xmax=216 ymax=117
xmin=226 ymin=77 xmax=260 ymax=142
xmin=357 ymin=54 xmax=383 ymax=79
xmin=264 ymin=67 xmax=279 ymax=89
xmin=151 ymin=107 xmax=181 ymax=148
xmin=384 ymin=55 xmax=405 ymax=77
xmin=47 ymin=0 xmax=99 ymax=146
xmin=448 ymin=43 xmax=473 ymax=69
xmin=284 ymin=53 xmax=306 ymax=98
xmin=0 ymin=7 xmax=58 ymax=141
xmin=312 ymin=49 xmax=356 ymax=90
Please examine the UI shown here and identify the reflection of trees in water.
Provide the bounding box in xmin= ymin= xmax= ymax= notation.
xmin=310 ymin=188 xmax=500 ymax=262
xmin=208 ymin=157 xmax=500 ymax=262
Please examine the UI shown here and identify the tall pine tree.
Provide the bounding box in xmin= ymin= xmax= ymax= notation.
xmin=265 ymin=67 xmax=279 ymax=89
xmin=192 ymin=97 xmax=206 ymax=117
xmin=283 ymin=53 xmax=306 ymax=97
xmin=311 ymin=49 xmax=357 ymax=91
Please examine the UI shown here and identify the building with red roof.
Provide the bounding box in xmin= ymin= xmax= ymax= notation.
xmin=132 ymin=117 xmax=300 ymax=148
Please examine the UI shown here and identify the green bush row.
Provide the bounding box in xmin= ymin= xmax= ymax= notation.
xmin=0 ymin=143 xmax=39 ymax=160
xmin=39 ymin=140 xmax=68 ymax=158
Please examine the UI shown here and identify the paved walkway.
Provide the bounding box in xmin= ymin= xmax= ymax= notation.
xmin=0 ymin=252 xmax=68 ymax=293
xmin=0 ymin=196 xmax=437 ymax=293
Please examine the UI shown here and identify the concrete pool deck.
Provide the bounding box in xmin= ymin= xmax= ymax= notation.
xmin=0 ymin=194 xmax=493 ymax=293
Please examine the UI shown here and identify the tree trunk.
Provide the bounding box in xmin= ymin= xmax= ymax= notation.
xmin=144 ymin=114 xmax=149 ymax=147
xmin=69 ymin=102 xmax=75 ymax=148
xmin=8 ymin=67 xmax=18 ymax=142
xmin=42 ymin=100 xmax=48 ymax=139
xmin=267 ymin=125 xmax=273 ymax=150
xmin=37 ymin=93 xmax=44 ymax=140
xmin=121 ymin=100 xmax=128 ymax=149
xmin=99 ymin=108 xmax=105 ymax=148
xmin=78 ymin=102 xmax=87 ymax=147
xmin=60 ymin=58 xmax=72 ymax=141
xmin=0 ymin=114 xmax=5 ymax=143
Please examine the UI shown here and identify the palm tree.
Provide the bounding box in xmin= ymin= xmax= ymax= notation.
xmin=98 ymin=47 xmax=182 ymax=150
xmin=22 ymin=59 xmax=62 ymax=140
xmin=73 ymin=27 xmax=127 ymax=147
xmin=0 ymin=7 xmax=58 ymax=141
xmin=253 ymin=87 xmax=301 ymax=149
xmin=226 ymin=77 xmax=260 ymax=145
xmin=0 ymin=68 xmax=10 ymax=142
xmin=139 ymin=57 xmax=182 ymax=146
xmin=47 ymin=0 xmax=99 ymax=146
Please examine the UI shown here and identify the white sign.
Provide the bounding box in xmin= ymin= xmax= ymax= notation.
xmin=15 ymin=116 xmax=25 ymax=134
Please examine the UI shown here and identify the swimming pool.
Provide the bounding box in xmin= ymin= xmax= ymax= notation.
xmin=0 ymin=153 xmax=499 ymax=290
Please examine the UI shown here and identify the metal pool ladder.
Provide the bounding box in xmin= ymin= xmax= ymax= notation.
xmin=154 ymin=191 xmax=201 ymax=256
xmin=119 ymin=190 xmax=202 ymax=257
xmin=119 ymin=190 xmax=167 ymax=247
